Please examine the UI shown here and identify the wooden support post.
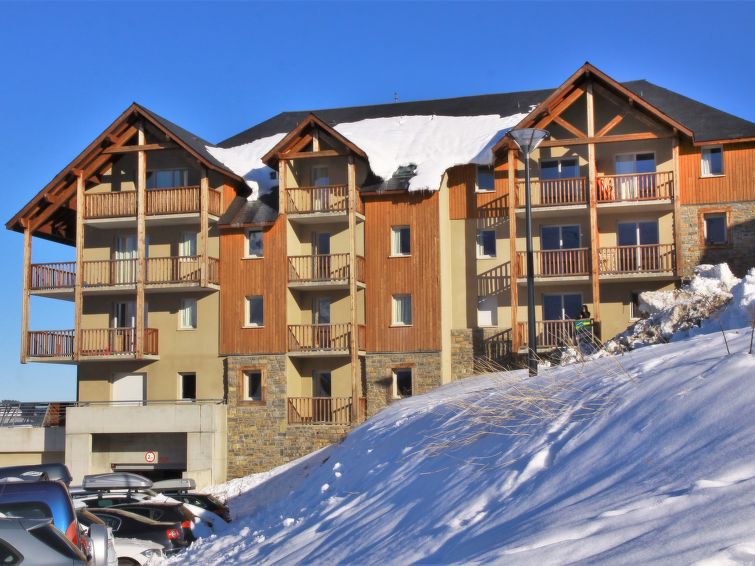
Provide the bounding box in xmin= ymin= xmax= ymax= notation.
xmin=507 ymin=149 xmax=519 ymax=351
xmin=73 ymin=173 xmax=85 ymax=361
xmin=278 ymin=160 xmax=286 ymax=215
xmin=347 ymin=155 xmax=359 ymax=423
xmin=672 ymin=137 xmax=683 ymax=277
xmin=587 ymin=81 xmax=601 ymax=323
xmin=135 ymin=122 xmax=146 ymax=358
xmin=20 ymin=225 xmax=31 ymax=363
xmin=200 ymin=166 xmax=209 ymax=288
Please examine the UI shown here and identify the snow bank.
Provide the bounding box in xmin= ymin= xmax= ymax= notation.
xmin=605 ymin=264 xmax=754 ymax=352
xmin=166 ymin=327 xmax=755 ymax=565
xmin=207 ymin=113 xmax=527 ymax=198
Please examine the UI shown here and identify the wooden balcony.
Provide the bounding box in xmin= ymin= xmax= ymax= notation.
xmin=287 ymin=396 xmax=367 ymax=425
xmin=599 ymin=244 xmax=676 ymax=278
xmin=27 ymin=328 xmax=159 ymax=362
xmin=29 ymin=257 xmax=219 ymax=296
xmin=517 ymin=319 xmax=598 ymax=349
xmin=287 ymin=323 xmax=365 ymax=356
xmin=286 ymin=185 xmax=364 ymax=221
xmin=597 ymin=172 xmax=674 ymax=204
xmin=516 ymin=249 xmax=590 ymax=281
xmin=288 ymin=254 xmax=365 ymax=289
xmin=516 ymin=178 xmax=588 ymax=208
xmin=84 ymin=186 xmax=222 ymax=222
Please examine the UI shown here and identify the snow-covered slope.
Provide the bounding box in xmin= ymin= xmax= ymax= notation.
xmin=168 ymin=325 xmax=755 ymax=565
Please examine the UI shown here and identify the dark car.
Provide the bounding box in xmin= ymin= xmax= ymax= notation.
xmin=84 ymin=508 xmax=188 ymax=555
xmin=159 ymin=492 xmax=231 ymax=523
xmin=112 ymin=502 xmax=198 ymax=542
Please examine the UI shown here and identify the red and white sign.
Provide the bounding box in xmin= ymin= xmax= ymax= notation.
xmin=144 ymin=450 xmax=157 ymax=464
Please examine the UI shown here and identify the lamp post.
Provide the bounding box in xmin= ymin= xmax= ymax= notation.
xmin=507 ymin=128 xmax=550 ymax=376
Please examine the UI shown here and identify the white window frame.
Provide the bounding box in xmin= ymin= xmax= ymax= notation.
xmin=146 ymin=168 xmax=189 ymax=189
xmin=391 ymin=294 xmax=412 ymax=326
xmin=392 ymin=368 xmax=413 ymax=399
xmin=614 ymin=151 xmax=657 ymax=172
xmin=179 ymin=231 xmax=197 ymax=258
xmin=391 ymin=226 xmax=411 ymax=257
xmin=703 ymin=212 xmax=728 ymax=245
xmin=538 ymin=157 xmax=580 ymax=179
xmin=179 ymin=372 xmax=196 ymax=401
xmin=245 ymin=295 xmax=264 ymax=328
xmin=477 ymin=295 xmax=498 ymax=327
xmin=542 ymin=292 xmax=584 ymax=321
xmin=475 ymin=165 xmax=495 ymax=193
xmin=629 ymin=292 xmax=642 ymax=321
xmin=178 ymin=298 xmax=197 ymax=330
xmin=245 ymin=229 xmax=264 ymax=259
xmin=701 ymin=145 xmax=724 ymax=177
xmin=476 ymin=229 xmax=497 ymax=258
xmin=242 ymin=370 xmax=264 ymax=402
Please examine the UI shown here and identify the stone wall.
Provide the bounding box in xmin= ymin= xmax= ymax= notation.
xmin=364 ymin=352 xmax=442 ymax=417
xmin=450 ymin=329 xmax=474 ymax=380
xmin=680 ymin=202 xmax=755 ymax=277
xmin=451 ymin=328 xmax=515 ymax=380
xmin=225 ymin=355 xmax=350 ymax=480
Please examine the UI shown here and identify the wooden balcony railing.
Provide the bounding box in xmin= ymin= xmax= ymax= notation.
xmin=27 ymin=328 xmax=158 ymax=358
xmin=30 ymin=262 xmax=76 ymax=290
xmin=288 ymin=323 xmax=365 ymax=353
xmin=516 ymin=249 xmax=590 ymax=278
xmin=84 ymin=186 xmax=222 ymax=219
xmin=83 ymin=259 xmax=137 ymax=287
xmin=599 ymin=244 xmax=675 ymax=275
xmin=516 ymin=177 xmax=588 ymax=207
xmin=287 ymin=396 xmax=367 ymax=425
xmin=517 ymin=319 xmax=598 ymax=348
xmin=146 ymin=256 xmax=220 ymax=285
xmin=287 ymin=254 xmax=365 ymax=285
xmin=287 ymin=185 xmax=349 ymax=215
xmin=597 ymin=171 xmax=674 ymax=202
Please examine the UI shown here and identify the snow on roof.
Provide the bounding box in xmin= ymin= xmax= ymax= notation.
xmin=206 ymin=113 xmax=528 ymax=199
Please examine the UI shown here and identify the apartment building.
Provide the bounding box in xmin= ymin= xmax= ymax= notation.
xmin=7 ymin=63 xmax=755 ymax=482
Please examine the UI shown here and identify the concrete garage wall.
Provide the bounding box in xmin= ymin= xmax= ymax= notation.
xmin=0 ymin=427 xmax=65 ymax=466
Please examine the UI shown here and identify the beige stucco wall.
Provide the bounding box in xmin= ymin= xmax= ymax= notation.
xmin=597 ymin=210 xmax=675 ymax=246
xmin=0 ymin=428 xmax=65 ymax=467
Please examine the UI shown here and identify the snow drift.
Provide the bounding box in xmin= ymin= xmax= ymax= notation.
xmin=166 ymin=322 xmax=755 ymax=564
xmin=207 ymin=113 xmax=528 ymax=198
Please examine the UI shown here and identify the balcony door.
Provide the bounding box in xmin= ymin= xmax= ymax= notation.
xmin=311 ymin=166 xmax=330 ymax=212
xmin=313 ymin=232 xmax=331 ymax=280
xmin=541 ymin=225 xmax=581 ymax=275
xmin=618 ymin=221 xmax=660 ymax=272
xmin=542 ymin=293 xmax=583 ymax=347
xmin=540 ymin=158 xmax=579 ymax=204
xmin=615 ymin=152 xmax=656 ymax=199
xmin=313 ymin=370 xmax=333 ymax=422
xmin=313 ymin=297 xmax=331 ymax=349
xmin=113 ymin=234 xmax=137 ymax=285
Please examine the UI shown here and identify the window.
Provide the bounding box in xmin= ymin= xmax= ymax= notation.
xmin=476 ymin=229 xmax=496 ymax=258
xmin=543 ymin=293 xmax=583 ymax=320
xmin=179 ymin=298 xmax=197 ymax=329
xmin=704 ymin=213 xmax=728 ymax=245
xmin=246 ymin=229 xmax=264 ymax=258
xmin=629 ymin=292 xmax=642 ymax=320
xmin=146 ymin=168 xmax=188 ymax=189
xmin=477 ymin=295 xmax=498 ymax=327
xmin=314 ymin=371 xmax=332 ymax=398
xmin=180 ymin=373 xmax=196 ymax=400
xmin=312 ymin=166 xmax=329 ymax=186
xmin=392 ymin=294 xmax=412 ymax=326
xmin=476 ymin=165 xmax=495 ymax=192
xmin=391 ymin=226 xmax=411 ymax=256
xmin=392 ymin=368 xmax=413 ymax=398
xmin=242 ymin=370 xmax=263 ymax=401
xmin=540 ymin=158 xmax=579 ymax=180
xmin=179 ymin=232 xmax=197 ymax=257
xmin=246 ymin=296 xmax=264 ymax=327
xmin=701 ymin=146 xmax=724 ymax=176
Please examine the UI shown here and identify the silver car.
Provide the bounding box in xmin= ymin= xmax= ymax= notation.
xmin=0 ymin=517 xmax=87 ymax=565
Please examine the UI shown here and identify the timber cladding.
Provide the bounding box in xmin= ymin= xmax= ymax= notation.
xmin=363 ymin=191 xmax=441 ymax=352
xmin=447 ymin=164 xmax=509 ymax=220
xmin=219 ymin=216 xmax=287 ymax=354
xmin=679 ymin=141 xmax=755 ymax=204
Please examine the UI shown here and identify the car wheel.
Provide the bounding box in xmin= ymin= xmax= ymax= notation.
xmin=118 ymin=559 xmax=140 ymax=566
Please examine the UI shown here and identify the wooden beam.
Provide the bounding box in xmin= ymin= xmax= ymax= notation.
xmin=288 ymin=134 xmax=314 ymax=154
xmin=199 ymin=166 xmax=209 ymax=288
xmin=73 ymin=173 xmax=84 ymax=361
xmin=135 ymin=123 xmax=146 ymax=359
xmin=534 ymin=86 xmax=585 ymax=130
xmin=508 ymin=148 xmax=519 ymax=352
xmin=20 ymin=227 xmax=31 ymax=363
xmin=278 ymin=160 xmax=286 ymax=214
xmin=586 ymin=82 xmax=601 ymax=323
xmin=538 ymin=131 xmax=673 ymax=148
xmin=592 ymin=82 xmax=671 ymax=134
xmin=552 ymin=116 xmax=587 ymax=139
xmin=347 ymin=155 xmax=359 ymax=423
xmin=282 ymin=149 xmax=347 ymax=160
xmin=101 ymin=142 xmax=178 ymax=154
xmin=312 ymin=128 xmax=320 ymax=152
xmin=672 ymin=137 xmax=684 ymax=276
xmin=595 ymin=111 xmax=626 ymax=137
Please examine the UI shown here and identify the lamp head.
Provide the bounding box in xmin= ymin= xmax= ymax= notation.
xmin=507 ymin=128 xmax=550 ymax=156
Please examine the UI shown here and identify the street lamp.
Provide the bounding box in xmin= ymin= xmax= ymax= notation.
xmin=507 ymin=128 xmax=550 ymax=376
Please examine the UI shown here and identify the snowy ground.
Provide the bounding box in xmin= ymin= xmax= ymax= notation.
xmin=165 ymin=309 xmax=755 ymax=564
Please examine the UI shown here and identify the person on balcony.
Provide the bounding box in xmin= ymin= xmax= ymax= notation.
xmin=575 ymin=305 xmax=594 ymax=352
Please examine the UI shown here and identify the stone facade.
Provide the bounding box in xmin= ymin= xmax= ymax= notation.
xmin=364 ymin=352 xmax=442 ymax=417
xmin=451 ymin=328 xmax=515 ymax=380
xmin=680 ymin=202 xmax=755 ymax=277
xmin=450 ymin=329 xmax=474 ymax=379
xmin=225 ymin=355 xmax=350 ymax=479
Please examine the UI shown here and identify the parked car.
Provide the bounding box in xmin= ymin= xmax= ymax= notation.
xmin=111 ymin=502 xmax=207 ymax=541
xmin=0 ymin=463 xmax=73 ymax=485
xmin=77 ymin=509 xmax=167 ymax=564
xmin=152 ymin=479 xmax=231 ymax=523
xmin=85 ymin=507 xmax=187 ymax=556
xmin=0 ymin=517 xmax=87 ymax=565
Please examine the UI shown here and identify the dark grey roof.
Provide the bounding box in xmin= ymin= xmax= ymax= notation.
xmin=136 ymin=104 xmax=242 ymax=178
xmin=219 ymin=188 xmax=279 ymax=227
xmin=218 ymin=80 xmax=755 ymax=148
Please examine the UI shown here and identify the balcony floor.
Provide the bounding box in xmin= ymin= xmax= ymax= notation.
xmin=26 ymin=354 xmax=159 ymax=364
xmin=517 ymin=275 xmax=590 ymax=286
xmin=515 ymin=204 xmax=588 ymax=217
xmin=600 ymin=271 xmax=677 ymax=283
xmin=84 ymin=213 xmax=219 ymax=229
xmin=596 ymin=199 xmax=673 ymax=213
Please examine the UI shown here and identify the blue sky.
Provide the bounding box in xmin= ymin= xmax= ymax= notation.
xmin=1 ymin=1 xmax=754 ymax=401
